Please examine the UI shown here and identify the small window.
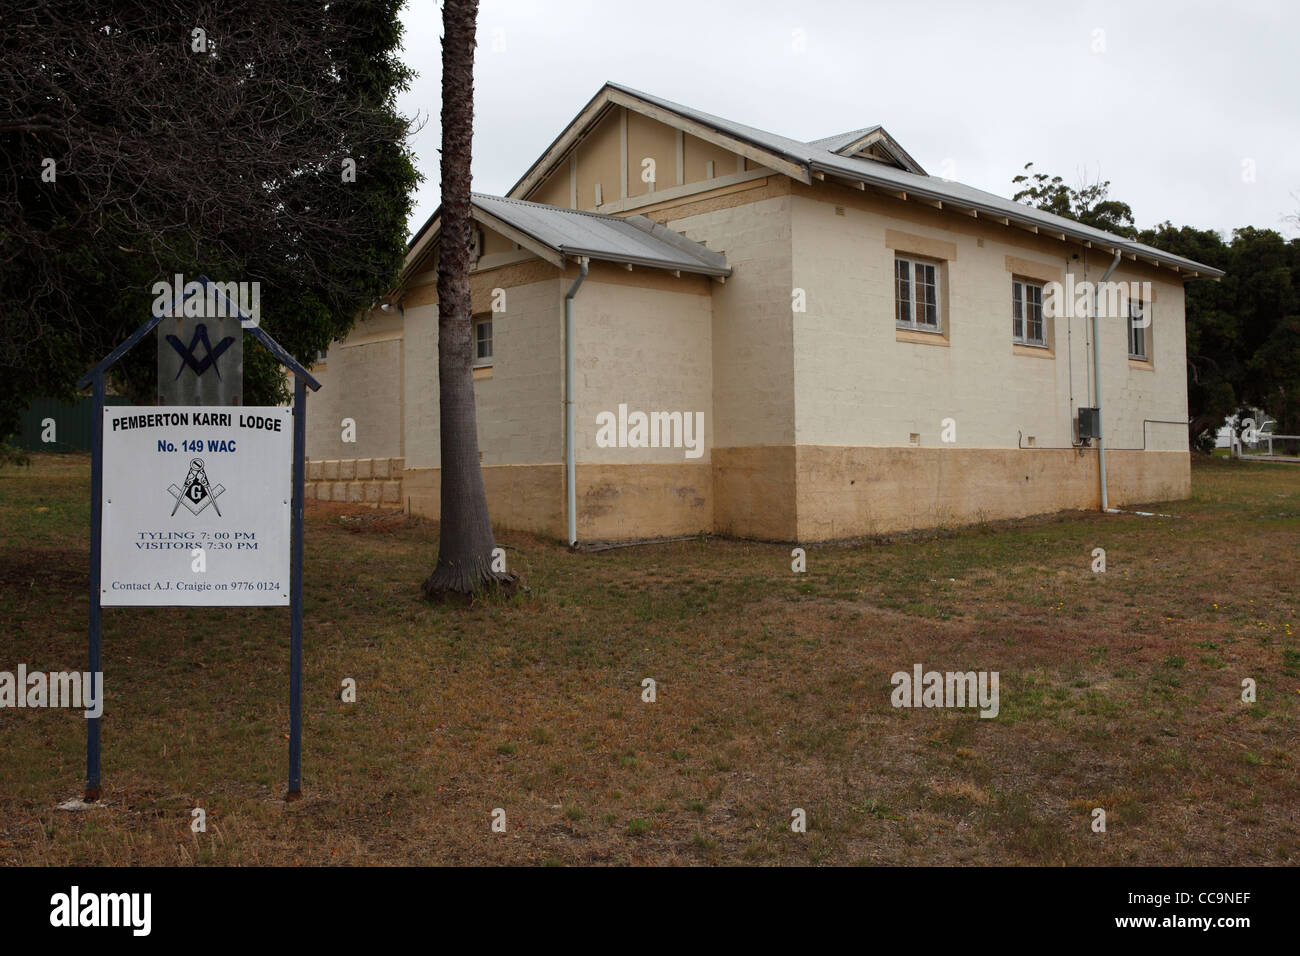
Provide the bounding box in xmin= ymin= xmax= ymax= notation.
xmin=1012 ymin=278 xmax=1046 ymax=347
xmin=1127 ymin=298 xmax=1148 ymax=360
xmin=895 ymin=255 xmax=941 ymax=332
xmin=474 ymin=315 xmax=493 ymax=366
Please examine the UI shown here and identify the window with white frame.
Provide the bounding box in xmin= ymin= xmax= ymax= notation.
xmin=1012 ymin=278 xmax=1046 ymax=347
xmin=474 ymin=315 xmax=493 ymax=366
xmin=1127 ymin=298 xmax=1148 ymax=360
xmin=895 ymin=255 xmax=941 ymax=332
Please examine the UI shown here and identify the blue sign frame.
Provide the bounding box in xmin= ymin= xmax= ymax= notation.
xmin=76 ymin=277 xmax=322 ymax=800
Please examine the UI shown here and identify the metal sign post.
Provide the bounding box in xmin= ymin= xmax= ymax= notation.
xmin=76 ymin=276 xmax=320 ymax=802
xmin=86 ymin=370 xmax=105 ymax=800
xmin=289 ymin=374 xmax=307 ymax=796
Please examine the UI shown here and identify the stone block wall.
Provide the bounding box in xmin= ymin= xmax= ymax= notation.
xmin=305 ymin=457 xmax=404 ymax=507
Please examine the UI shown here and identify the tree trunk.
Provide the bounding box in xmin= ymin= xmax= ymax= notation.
xmin=422 ymin=0 xmax=514 ymax=600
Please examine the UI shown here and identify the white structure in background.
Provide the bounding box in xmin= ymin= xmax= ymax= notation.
xmin=1217 ymin=408 xmax=1277 ymax=455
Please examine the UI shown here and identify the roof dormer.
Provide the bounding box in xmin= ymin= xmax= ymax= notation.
xmin=807 ymin=126 xmax=926 ymax=175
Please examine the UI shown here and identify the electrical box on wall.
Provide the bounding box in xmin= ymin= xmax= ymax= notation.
xmin=1078 ymin=407 xmax=1101 ymax=440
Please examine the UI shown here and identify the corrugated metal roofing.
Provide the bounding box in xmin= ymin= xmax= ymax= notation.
xmin=471 ymin=193 xmax=731 ymax=276
xmin=603 ymin=83 xmax=1224 ymax=279
xmin=605 ymin=82 xmax=822 ymax=171
xmin=807 ymin=127 xmax=882 ymax=152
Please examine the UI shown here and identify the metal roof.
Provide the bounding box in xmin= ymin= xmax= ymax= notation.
xmin=600 ymin=83 xmax=1224 ymax=279
xmin=806 ymin=125 xmax=927 ymax=175
xmin=807 ymin=127 xmax=883 ymax=152
xmin=604 ymin=82 xmax=822 ymax=173
xmin=471 ymin=193 xmax=731 ymax=276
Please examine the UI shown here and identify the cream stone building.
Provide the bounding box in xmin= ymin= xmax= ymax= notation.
xmin=305 ymin=82 xmax=1223 ymax=544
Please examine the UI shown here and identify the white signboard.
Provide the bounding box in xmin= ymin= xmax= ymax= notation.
xmin=102 ymin=406 xmax=292 ymax=606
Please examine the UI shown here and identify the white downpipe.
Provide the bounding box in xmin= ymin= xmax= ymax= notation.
xmin=564 ymin=258 xmax=589 ymax=546
xmin=1091 ymin=250 xmax=1122 ymax=512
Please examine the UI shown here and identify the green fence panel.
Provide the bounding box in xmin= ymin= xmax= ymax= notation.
xmin=12 ymin=396 xmax=132 ymax=452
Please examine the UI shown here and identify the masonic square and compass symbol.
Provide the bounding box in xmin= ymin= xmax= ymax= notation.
xmin=166 ymin=322 xmax=236 ymax=380
xmin=169 ymin=458 xmax=226 ymax=516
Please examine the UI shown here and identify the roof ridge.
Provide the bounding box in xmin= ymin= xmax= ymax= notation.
xmin=472 ymin=191 xmax=628 ymax=224
xmin=603 ymin=81 xmax=821 ymax=164
xmin=808 ymin=126 xmax=880 ymax=145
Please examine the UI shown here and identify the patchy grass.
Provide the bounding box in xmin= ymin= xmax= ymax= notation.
xmin=0 ymin=454 xmax=1296 ymax=865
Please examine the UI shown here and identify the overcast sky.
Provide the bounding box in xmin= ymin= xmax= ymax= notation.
xmin=396 ymin=0 xmax=1299 ymax=243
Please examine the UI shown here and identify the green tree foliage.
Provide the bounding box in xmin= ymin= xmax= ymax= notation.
xmin=1012 ymin=163 xmax=1137 ymax=237
xmin=0 ymin=1 xmax=420 ymax=438
xmin=1136 ymin=224 xmax=1300 ymax=445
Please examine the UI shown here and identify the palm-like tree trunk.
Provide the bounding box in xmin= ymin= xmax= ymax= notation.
xmin=422 ymin=0 xmax=512 ymax=599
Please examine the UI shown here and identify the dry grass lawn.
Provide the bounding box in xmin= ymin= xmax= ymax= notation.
xmin=0 ymin=453 xmax=1296 ymax=865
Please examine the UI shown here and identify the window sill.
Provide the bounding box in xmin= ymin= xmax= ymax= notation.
xmin=473 ymin=365 xmax=494 ymax=380
xmin=1128 ymin=358 xmax=1154 ymax=371
xmin=1012 ymin=343 xmax=1054 ymax=359
xmin=895 ymin=327 xmax=949 ymax=347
